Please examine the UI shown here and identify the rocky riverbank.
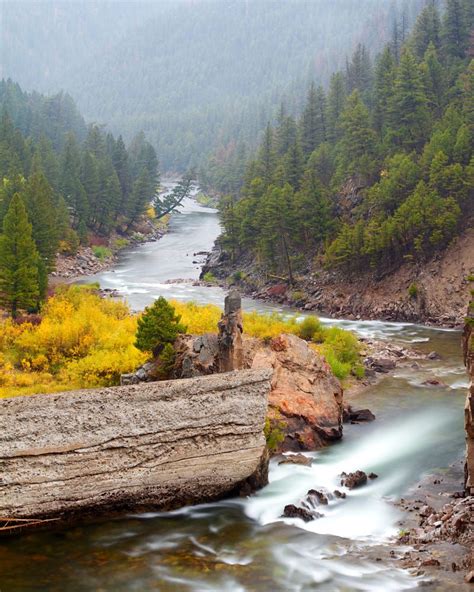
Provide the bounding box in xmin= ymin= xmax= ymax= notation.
xmin=201 ymin=227 xmax=474 ymax=328
xmin=50 ymin=217 xmax=168 ymax=282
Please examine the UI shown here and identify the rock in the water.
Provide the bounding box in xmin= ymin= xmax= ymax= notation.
xmin=422 ymin=379 xmax=447 ymax=387
xmin=282 ymin=504 xmax=319 ymax=522
xmin=368 ymin=472 xmax=378 ymax=480
xmin=334 ymin=489 xmax=346 ymax=499
xmin=341 ymin=470 xmax=368 ymax=489
xmin=367 ymin=358 xmax=396 ymax=373
xmin=252 ymin=333 xmax=343 ymax=453
xmin=306 ymin=489 xmax=329 ymax=505
xmin=278 ymin=454 xmax=312 ymax=467
xmin=343 ymin=405 xmax=375 ymax=423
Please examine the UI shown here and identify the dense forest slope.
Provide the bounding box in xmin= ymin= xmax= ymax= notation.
xmin=206 ymin=0 xmax=474 ymax=325
xmin=0 ymin=81 xmax=158 ymax=315
xmin=1 ymin=0 xmax=424 ymax=171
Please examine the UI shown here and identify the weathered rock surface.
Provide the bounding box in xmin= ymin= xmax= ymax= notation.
xmin=217 ymin=290 xmax=244 ymax=372
xmin=252 ymin=334 xmax=343 ymax=452
xmin=340 ymin=470 xmax=368 ymax=489
xmin=464 ymin=303 xmax=474 ymax=495
xmin=0 ymin=370 xmax=271 ymax=524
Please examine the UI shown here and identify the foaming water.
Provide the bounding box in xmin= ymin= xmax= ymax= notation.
xmin=4 ymin=189 xmax=466 ymax=591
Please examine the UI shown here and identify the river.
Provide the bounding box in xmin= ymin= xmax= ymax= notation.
xmin=0 ymin=188 xmax=468 ymax=591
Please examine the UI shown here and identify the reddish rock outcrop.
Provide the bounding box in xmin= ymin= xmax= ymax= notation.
xmin=251 ymin=333 xmax=343 ymax=452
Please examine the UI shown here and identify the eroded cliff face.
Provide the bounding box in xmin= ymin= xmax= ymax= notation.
xmin=0 ymin=370 xmax=271 ymax=524
xmin=463 ymin=303 xmax=474 ymax=495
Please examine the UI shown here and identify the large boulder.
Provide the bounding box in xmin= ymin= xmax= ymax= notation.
xmin=0 ymin=370 xmax=271 ymax=527
xmin=251 ymin=333 xmax=343 ymax=452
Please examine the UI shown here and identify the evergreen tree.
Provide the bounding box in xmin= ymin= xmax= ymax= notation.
xmin=411 ymin=4 xmax=442 ymax=59
xmin=0 ymin=193 xmax=40 ymax=317
xmin=373 ymin=46 xmax=396 ymax=136
xmin=60 ymin=132 xmax=89 ymax=227
xmin=255 ymin=124 xmax=276 ymax=186
xmin=346 ymin=43 xmax=373 ymax=104
xmin=389 ymin=48 xmax=431 ymax=151
xmin=326 ymin=72 xmax=347 ymax=143
xmin=421 ymin=42 xmax=446 ymax=117
xmin=300 ymin=83 xmax=326 ymax=157
xmin=135 ymin=297 xmax=186 ymax=355
xmin=443 ymin=0 xmax=469 ymax=60
xmin=21 ymin=170 xmax=59 ymax=272
xmin=275 ymin=104 xmax=297 ymax=156
xmin=338 ymin=90 xmax=379 ymax=179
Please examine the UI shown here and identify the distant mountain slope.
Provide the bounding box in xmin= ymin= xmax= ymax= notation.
xmin=1 ymin=0 xmax=424 ymax=170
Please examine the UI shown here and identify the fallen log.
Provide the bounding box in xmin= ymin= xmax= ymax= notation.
xmin=0 ymin=369 xmax=271 ymax=530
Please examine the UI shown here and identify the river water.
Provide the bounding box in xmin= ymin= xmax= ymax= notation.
xmin=0 ymin=190 xmax=468 ymax=591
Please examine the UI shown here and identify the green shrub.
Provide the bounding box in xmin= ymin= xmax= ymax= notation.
xmin=135 ymin=297 xmax=187 ymax=355
xmin=92 ymin=246 xmax=113 ymax=260
xmin=297 ymin=316 xmax=322 ymax=341
xmin=156 ymin=342 xmax=176 ymax=379
xmin=321 ymin=326 xmax=360 ymax=364
xmin=321 ymin=349 xmax=352 ymax=380
xmin=58 ymin=228 xmax=80 ymax=256
xmin=113 ymin=238 xmax=130 ymax=250
xmin=264 ymin=417 xmax=286 ymax=452
xmin=408 ymin=283 xmax=418 ymax=298
xmin=352 ymin=364 xmax=366 ymax=379
xmin=203 ymin=271 xmax=217 ymax=283
xmin=231 ymin=270 xmax=245 ymax=282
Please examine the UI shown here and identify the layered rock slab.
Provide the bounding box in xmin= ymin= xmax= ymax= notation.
xmin=0 ymin=370 xmax=271 ymax=522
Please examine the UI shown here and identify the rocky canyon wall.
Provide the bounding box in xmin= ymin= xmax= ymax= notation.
xmin=464 ymin=301 xmax=474 ymax=495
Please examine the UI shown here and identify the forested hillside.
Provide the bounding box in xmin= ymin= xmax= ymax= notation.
xmin=0 ymin=81 xmax=158 ymax=315
xmin=1 ymin=0 xmax=424 ymax=171
xmin=215 ymin=0 xmax=473 ymax=282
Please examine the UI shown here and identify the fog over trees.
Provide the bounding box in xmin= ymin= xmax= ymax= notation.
xmin=1 ymin=0 xmax=425 ymax=171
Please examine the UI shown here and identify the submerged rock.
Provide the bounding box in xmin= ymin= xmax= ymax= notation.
xmin=343 ymin=405 xmax=375 ymax=423
xmin=340 ymin=470 xmax=368 ymax=489
xmin=278 ymin=454 xmax=312 ymax=467
xmin=282 ymin=504 xmax=318 ymax=522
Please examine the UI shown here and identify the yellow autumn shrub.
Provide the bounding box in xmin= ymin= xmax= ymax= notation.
xmin=0 ymin=285 xmax=147 ymax=397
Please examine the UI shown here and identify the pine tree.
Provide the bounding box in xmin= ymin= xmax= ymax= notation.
xmin=300 ymin=83 xmax=326 ymax=157
xmin=346 ymin=43 xmax=373 ymax=104
xmin=443 ymin=0 xmax=469 ymax=60
xmin=421 ymin=42 xmax=446 ymax=118
xmin=389 ymin=49 xmax=431 ymax=151
xmin=326 ymin=72 xmax=347 ymax=143
xmin=339 ymin=90 xmax=378 ymax=179
xmin=275 ymin=104 xmax=297 ymax=156
xmin=411 ymin=4 xmax=442 ymax=59
xmin=112 ymin=135 xmax=131 ymax=214
xmin=60 ymin=132 xmax=89 ymax=227
xmin=0 ymin=193 xmax=40 ymax=317
xmin=135 ymin=296 xmax=186 ymax=355
xmin=373 ymin=46 xmax=396 ymax=136
xmin=256 ymin=124 xmax=276 ymax=186
xmin=21 ymin=170 xmax=59 ymax=272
